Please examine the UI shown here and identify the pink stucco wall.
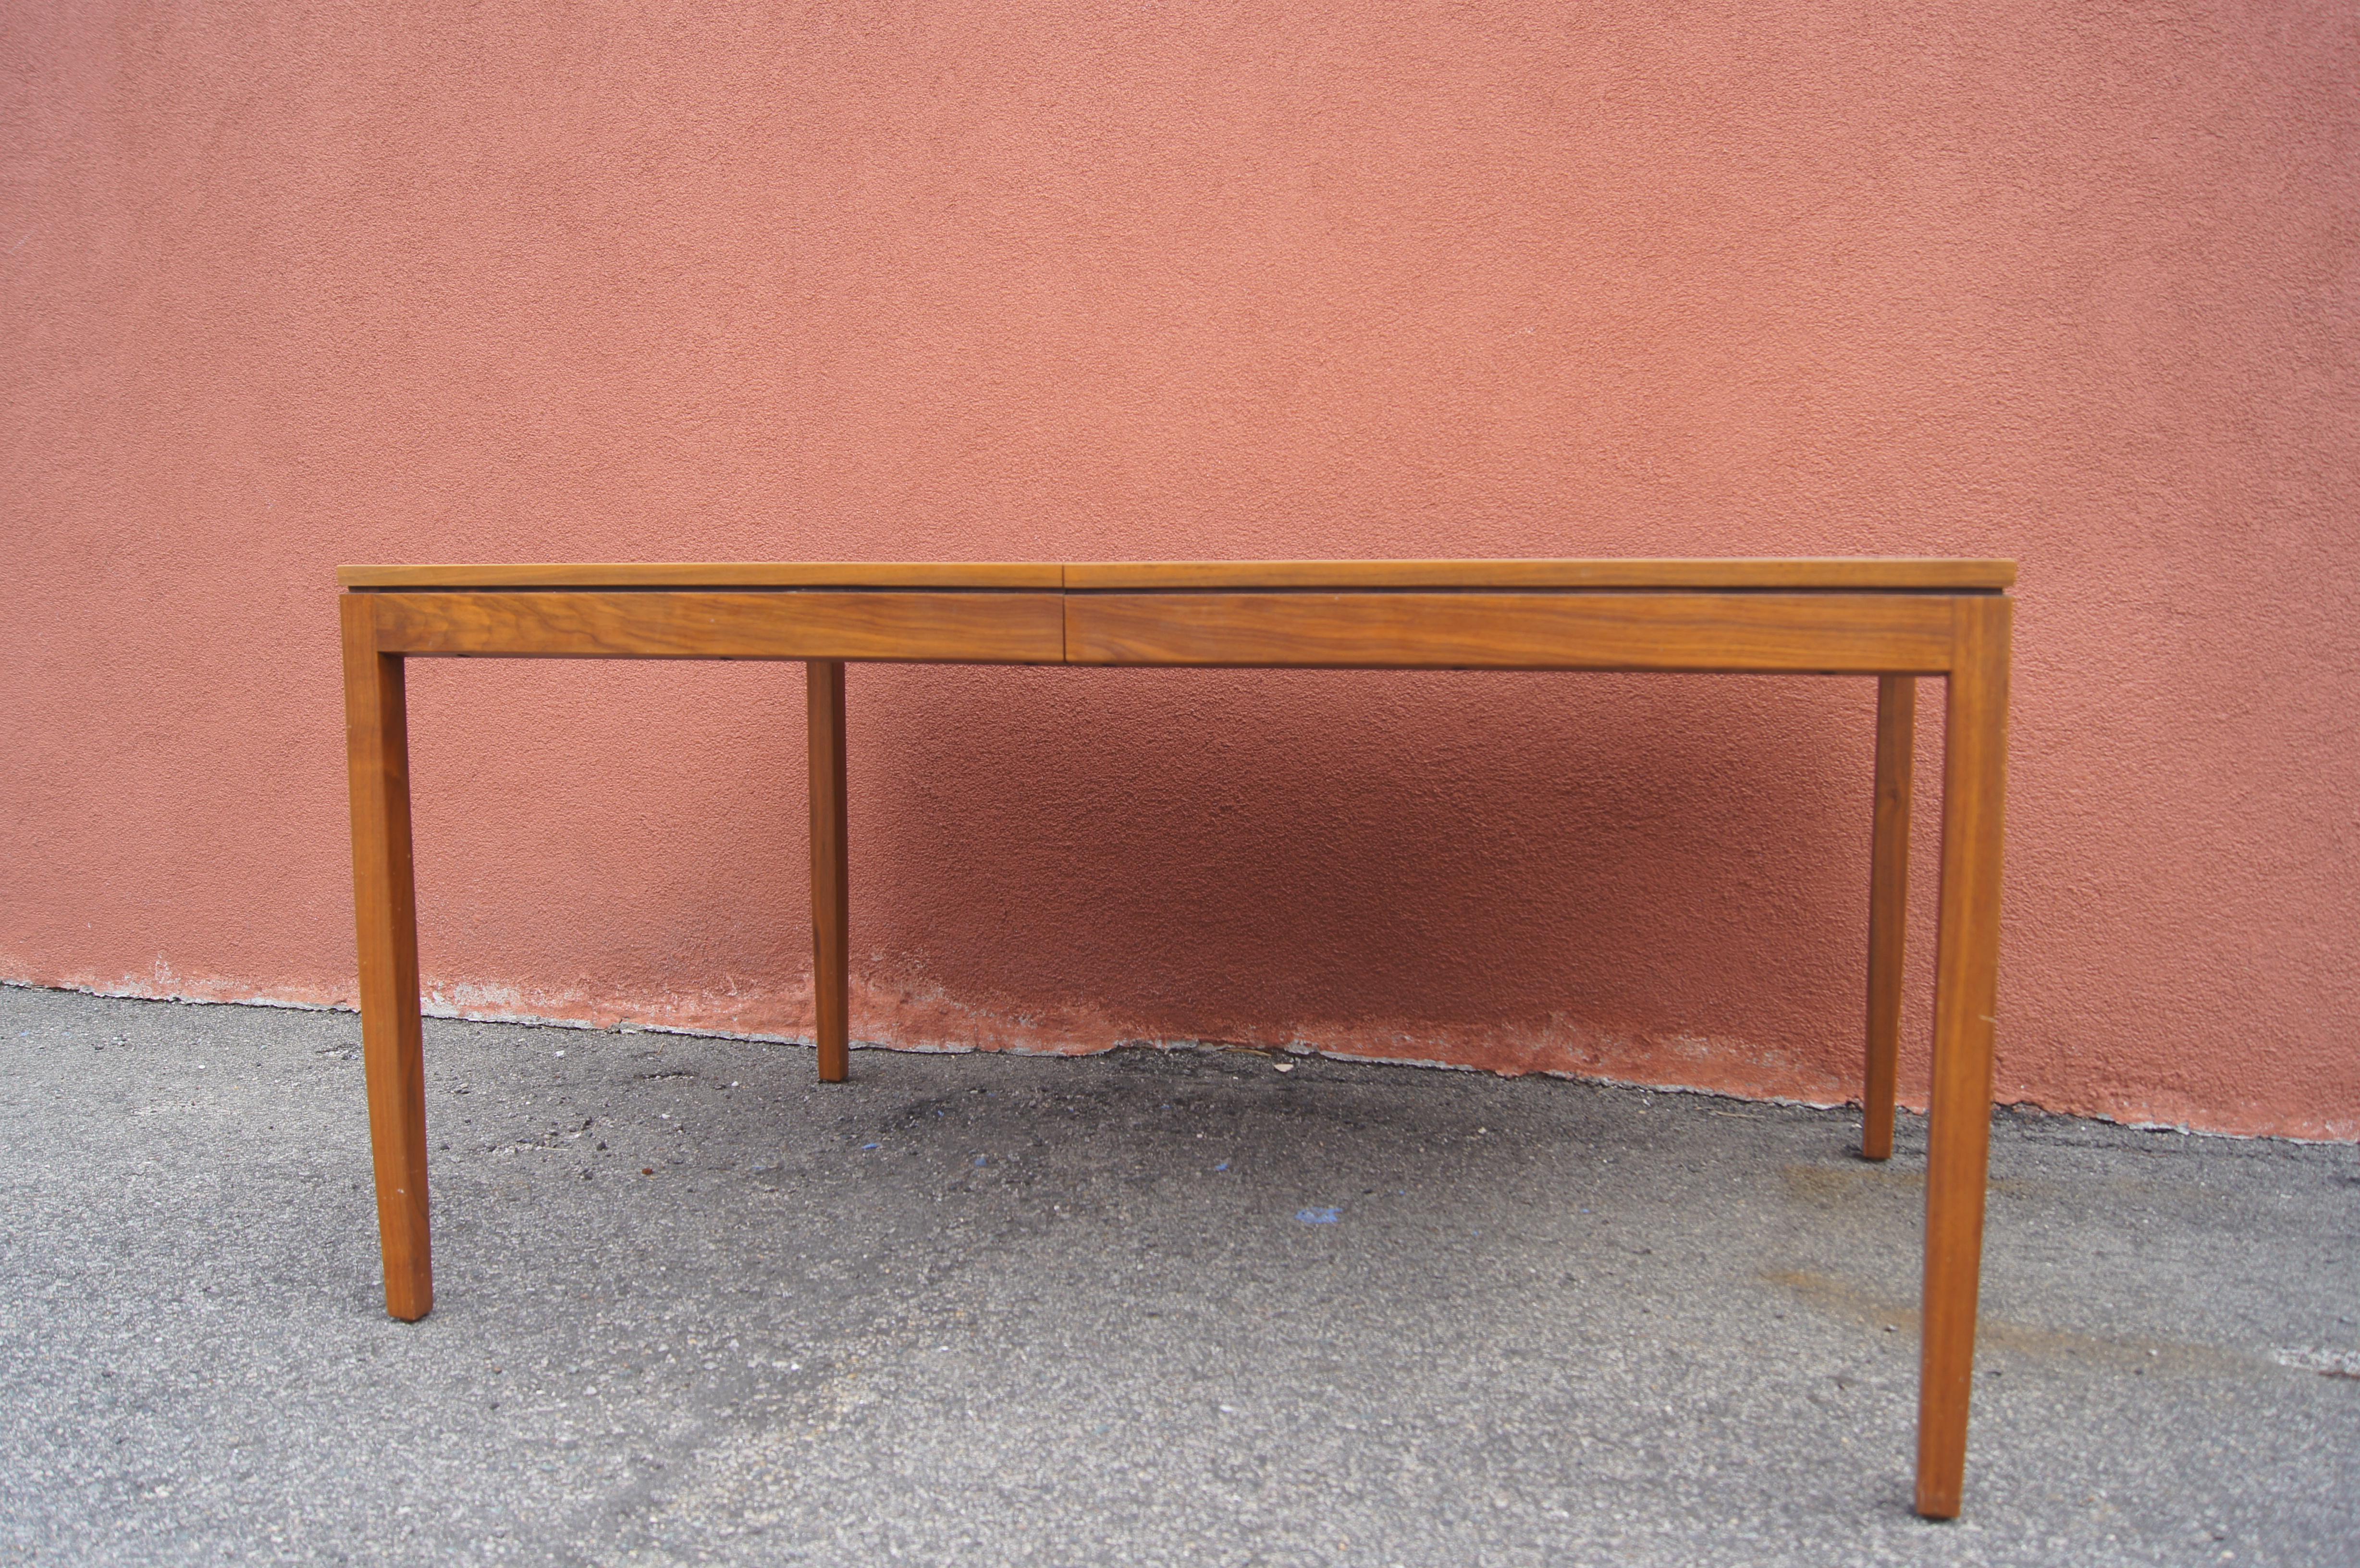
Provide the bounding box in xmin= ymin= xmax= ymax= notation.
xmin=5 ymin=4 xmax=2355 ymax=1138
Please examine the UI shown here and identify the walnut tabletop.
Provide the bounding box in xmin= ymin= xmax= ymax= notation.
xmin=337 ymin=556 xmax=2013 ymax=1518
xmin=340 ymin=557 xmax=2015 ymax=591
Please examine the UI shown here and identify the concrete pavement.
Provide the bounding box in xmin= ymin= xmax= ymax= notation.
xmin=2 ymin=983 xmax=2354 ymax=1565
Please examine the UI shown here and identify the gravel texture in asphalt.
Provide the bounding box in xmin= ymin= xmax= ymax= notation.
xmin=1 ymin=983 xmax=2355 ymax=1565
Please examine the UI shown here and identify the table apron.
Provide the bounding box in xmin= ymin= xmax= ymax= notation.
xmin=366 ymin=590 xmax=1068 ymax=663
xmin=361 ymin=588 xmax=1967 ymax=673
xmin=1067 ymin=591 xmax=1961 ymax=673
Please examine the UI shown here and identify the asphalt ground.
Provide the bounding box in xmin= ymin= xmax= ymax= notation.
xmin=2 ymin=982 xmax=2355 ymax=1566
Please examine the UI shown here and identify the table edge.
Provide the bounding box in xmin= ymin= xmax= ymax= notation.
xmin=339 ymin=558 xmax=2017 ymax=592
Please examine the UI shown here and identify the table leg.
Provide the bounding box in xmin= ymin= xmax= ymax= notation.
xmin=340 ymin=596 xmax=433 ymax=1322
xmin=1863 ymin=674 xmax=1915 ymax=1161
xmin=1914 ymin=598 xmax=2011 ymax=1518
xmin=808 ymin=659 xmax=850 ymax=1083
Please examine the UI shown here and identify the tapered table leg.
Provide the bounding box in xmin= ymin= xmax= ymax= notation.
xmin=1914 ymin=598 xmax=2012 ymax=1518
xmin=1863 ymin=674 xmax=1915 ymax=1161
xmin=808 ymin=660 xmax=850 ymax=1083
xmin=341 ymin=595 xmax=433 ymax=1322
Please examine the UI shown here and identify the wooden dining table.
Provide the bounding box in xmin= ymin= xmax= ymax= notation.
xmin=338 ymin=557 xmax=2013 ymax=1517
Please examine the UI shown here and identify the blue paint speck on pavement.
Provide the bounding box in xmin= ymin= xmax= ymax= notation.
xmin=1297 ymin=1207 xmax=1341 ymax=1225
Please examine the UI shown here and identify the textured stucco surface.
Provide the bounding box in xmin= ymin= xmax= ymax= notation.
xmin=3 ymin=3 xmax=2355 ymax=1136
